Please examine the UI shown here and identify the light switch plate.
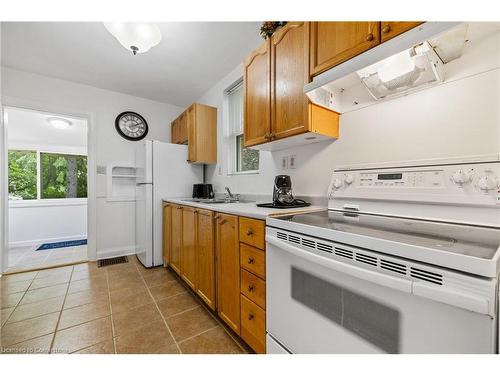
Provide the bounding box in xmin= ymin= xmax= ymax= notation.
xmin=289 ymin=155 xmax=297 ymax=169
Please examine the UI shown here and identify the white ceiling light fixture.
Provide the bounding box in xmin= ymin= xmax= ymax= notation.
xmin=47 ymin=117 xmax=72 ymax=130
xmin=104 ymin=23 xmax=162 ymax=55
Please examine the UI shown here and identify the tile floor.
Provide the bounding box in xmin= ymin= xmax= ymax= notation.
xmin=1 ymin=256 xmax=248 ymax=354
xmin=7 ymin=244 xmax=88 ymax=273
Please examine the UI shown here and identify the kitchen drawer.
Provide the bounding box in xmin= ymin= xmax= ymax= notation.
xmin=240 ymin=243 xmax=265 ymax=279
xmin=241 ymin=269 xmax=266 ymax=309
xmin=239 ymin=217 xmax=265 ymax=250
xmin=240 ymin=295 xmax=266 ymax=354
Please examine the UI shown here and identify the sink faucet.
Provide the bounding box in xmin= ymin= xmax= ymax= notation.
xmin=224 ymin=187 xmax=239 ymax=201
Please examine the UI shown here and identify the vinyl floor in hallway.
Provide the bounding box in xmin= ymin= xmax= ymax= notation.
xmin=0 ymin=256 xmax=248 ymax=354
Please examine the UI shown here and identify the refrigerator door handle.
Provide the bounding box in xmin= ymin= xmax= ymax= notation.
xmin=136 ymin=182 xmax=152 ymax=186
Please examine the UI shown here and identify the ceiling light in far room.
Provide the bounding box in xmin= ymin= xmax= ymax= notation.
xmin=104 ymin=23 xmax=162 ymax=55
xmin=47 ymin=117 xmax=72 ymax=130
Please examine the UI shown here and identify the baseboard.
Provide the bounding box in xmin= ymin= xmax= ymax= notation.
xmin=97 ymin=245 xmax=137 ymax=260
xmin=9 ymin=235 xmax=87 ymax=249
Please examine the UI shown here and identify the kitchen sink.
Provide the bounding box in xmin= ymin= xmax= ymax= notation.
xmin=182 ymin=198 xmax=254 ymax=204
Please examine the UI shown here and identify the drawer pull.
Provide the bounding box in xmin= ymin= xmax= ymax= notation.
xmin=247 ymin=257 xmax=255 ymax=264
xmin=176 ymin=206 xmax=183 ymax=210
xmin=366 ymin=33 xmax=374 ymax=42
xmin=246 ymin=229 xmax=254 ymax=236
xmin=382 ymin=25 xmax=391 ymax=34
xmin=248 ymin=285 xmax=255 ymax=292
xmin=248 ymin=313 xmax=254 ymax=321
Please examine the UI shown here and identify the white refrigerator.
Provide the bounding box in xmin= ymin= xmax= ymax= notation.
xmin=135 ymin=140 xmax=202 ymax=268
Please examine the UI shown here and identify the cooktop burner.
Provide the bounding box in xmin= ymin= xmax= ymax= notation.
xmin=273 ymin=210 xmax=500 ymax=260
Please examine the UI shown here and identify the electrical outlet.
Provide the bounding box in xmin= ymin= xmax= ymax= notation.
xmin=281 ymin=156 xmax=288 ymax=170
xmin=289 ymin=155 xmax=297 ymax=169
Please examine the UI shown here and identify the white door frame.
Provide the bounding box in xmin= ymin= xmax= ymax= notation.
xmin=1 ymin=97 xmax=98 ymax=272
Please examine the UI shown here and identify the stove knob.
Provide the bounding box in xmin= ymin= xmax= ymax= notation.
xmin=477 ymin=175 xmax=498 ymax=192
xmin=332 ymin=178 xmax=344 ymax=189
xmin=344 ymin=174 xmax=354 ymax=185
xmin=451 ymin=169 xmax=472 ymax=186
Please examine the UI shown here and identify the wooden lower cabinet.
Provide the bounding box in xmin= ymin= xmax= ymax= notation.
xmin=181 ymin=206 xmax=197 ymax=289
xmin=216 ymin=213 xmax=241 ymax=334
xmin=162 ymin=203 xmax=171 ymax=266
xmin=381 ymin=21 xmax=422 ymax=42
xmin=196 ymin=208 xmax=216 ymax=309
xmin=169 ymin=205 xmax=183 ymax=274
xmin=240 ymin=295 xmax=266 ymax=354
xmin=163 ymin=203 xmax=267 ymax=352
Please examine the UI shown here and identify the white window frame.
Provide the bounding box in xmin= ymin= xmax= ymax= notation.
xmin=224 ymin=78 xmax=259 ymax=175
xmin=8 ymin=147 xmax=88 ymax=208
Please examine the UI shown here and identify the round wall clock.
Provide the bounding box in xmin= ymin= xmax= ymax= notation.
xmin=115 ymin=111 xmax=149 ymax=141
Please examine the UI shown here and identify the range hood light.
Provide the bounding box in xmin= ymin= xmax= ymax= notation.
xmin=356 ymin=41 xmax=443 ymax=100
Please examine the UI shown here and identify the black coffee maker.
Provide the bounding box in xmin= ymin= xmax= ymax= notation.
xmin=257 ymin=175 xmax=311 ymax=209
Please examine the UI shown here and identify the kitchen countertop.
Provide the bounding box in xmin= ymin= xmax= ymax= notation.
xmin=163 ymin=197 xmax=325 ymax=220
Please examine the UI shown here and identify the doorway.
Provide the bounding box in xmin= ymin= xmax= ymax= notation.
xmin=4 ymin=107 xmax=89 ymax=272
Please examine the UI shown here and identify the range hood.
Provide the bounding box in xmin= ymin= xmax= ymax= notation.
xmin=304 ymin=22 xmax=475 ymax=113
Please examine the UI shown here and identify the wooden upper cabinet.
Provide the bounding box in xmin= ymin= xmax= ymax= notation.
xmin=187 ymin=103 xmax=217 ymax=164
xmin=171 ymin=114 xmax=188 ymax=145
xmin=196 ymin=208 xmax=216 ymax=310
xmin=244 ymin=39 xmax=271 ymax=147
xmin=181 ymin=206 xmax=197 ymax=289
xmin=187 ymin=105 xmax=196 ymax=162
xmin=162 ymin=203 xmax=172 ymax=266
xmin=310 ymin=22 xmax=380 ymax=76
xmin=380 ymin=22 xmax=423 ymax=42
xmin=271 ymin=22 xmax=310 ymax=141
xmin=170 ymin=205 xmax=183 ymax=275
xmin=216 ymin=213 xmax=241 ymax=334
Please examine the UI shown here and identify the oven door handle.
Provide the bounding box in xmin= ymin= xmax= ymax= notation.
xmin=267 ymin=236 xmax=412 ymax=293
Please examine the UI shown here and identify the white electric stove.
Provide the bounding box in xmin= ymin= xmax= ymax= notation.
xmin=265 ymin=157 xmax=500 ymax=354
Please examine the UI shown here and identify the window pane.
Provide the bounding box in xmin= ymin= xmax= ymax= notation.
xmin=8 ymin=150 xmax=37 ymax=200
xmin=41 ymin=153 xmax=87 ymax=199
xmin=237 ymin=134 xmax=259 ymax=172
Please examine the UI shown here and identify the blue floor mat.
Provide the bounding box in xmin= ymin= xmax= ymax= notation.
xmin=36 ymin=239 xmax=87 ymax=251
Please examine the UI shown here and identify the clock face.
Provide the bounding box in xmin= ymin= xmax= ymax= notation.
xmin=115 ymin=111 xmax=148 ymax=141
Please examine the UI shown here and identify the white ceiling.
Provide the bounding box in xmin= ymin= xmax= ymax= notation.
xmin=1 ymin=22 xmax=263 ymax=107
xmin=7 ymin=107 xmax=87 ymax=149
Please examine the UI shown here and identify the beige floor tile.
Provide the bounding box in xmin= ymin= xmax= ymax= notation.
xmin=8 ymin=296 xmax=65 ymax=323
xmin=29 ymin=273 xmax=72 ymax=290
xmin=64 ymin=289 xmax=109 ymax=309
xmin=109 ymin=283 xmax=148 ymax=300
xmin=149 ymin=280 xmax=187 ymax=301
xmin=105 ymin=263 xmax=137 ymax=276
xmin=52 ymin=316 xmax=112 ymax=353
xmin=1 ymin=291 xmax=25 ymax=309
xmin=115 ymin=320 xmax=178 ymax=354
xmin=73 ymin=339 xmax=115 ymax=354
xmin=142 ymin=270 xmax=176 ymax=288
xmin=112 ymin=302 xmax=163 ymax=337
xmin=71 ymin=268 xmax=105 ymax=282
xmin=20 ymin=283 xmax=68 ymax=305
xmin=36 ymin=266 xmax=73 ymax=279
xmin=67 ymin=277 xmax=108 ymax=294
xmin=72 ymin=262 xmax=99 ymax=274
xmin=2 ymin=271 xmax=38 ymax=283
xmin=107 ymin=276 xmax=144 ymax=292
xmin=110 ymin=291 xmax=153 ymax=314
xmin=166 ymin=306 xmax=218 ymax=342
xmin=1 ymin=307 xmax=15 ymax=327
xmin=178 ymin=326 xmax=243 ymax=354
xmin=0 ymin=311 xmax=59 ymax=347
xmin=58 ymin=301 xmax=111 ymax=330
xmin=157 ymin=292 xmax=199 ymax=318
xmin=1 ymin=333 xmax=54 ymax=354
xmin=0 ymin=279 xmax=32 ymax=294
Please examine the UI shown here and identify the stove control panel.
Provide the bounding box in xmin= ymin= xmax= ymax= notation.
xmin=328 ymin=161 xmax=500 ymax=202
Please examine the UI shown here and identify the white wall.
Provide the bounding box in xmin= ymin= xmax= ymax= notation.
xmin=9 ymin=202 xmax=87 ymax=247
xmin=0 ymin=23 xmax=6 ymax=272
xmin=199 ymin=28 xmax=500 ymax=199
xmin=1 ymin=67 xmax=184 ymax=258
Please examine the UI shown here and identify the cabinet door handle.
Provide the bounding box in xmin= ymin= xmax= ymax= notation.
xmin=382 ymin=25 xmax=391 ymax=34
xmin=248 ymin=313 xmax=254 ymax=321
xmin=246 ymin=229 xmax=254 ymax=236
xmin=176 ymin=206 xmax=183 ymax=210
xmin=247 ymin=257 xmax=255 ymax=264
xmin=219 ymin=219 xmax=227 ymax=225
xmin=248 ymin=285 xmax=255 ymax=292
xmin=366 ymin=33 xmax=374 ymax=42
